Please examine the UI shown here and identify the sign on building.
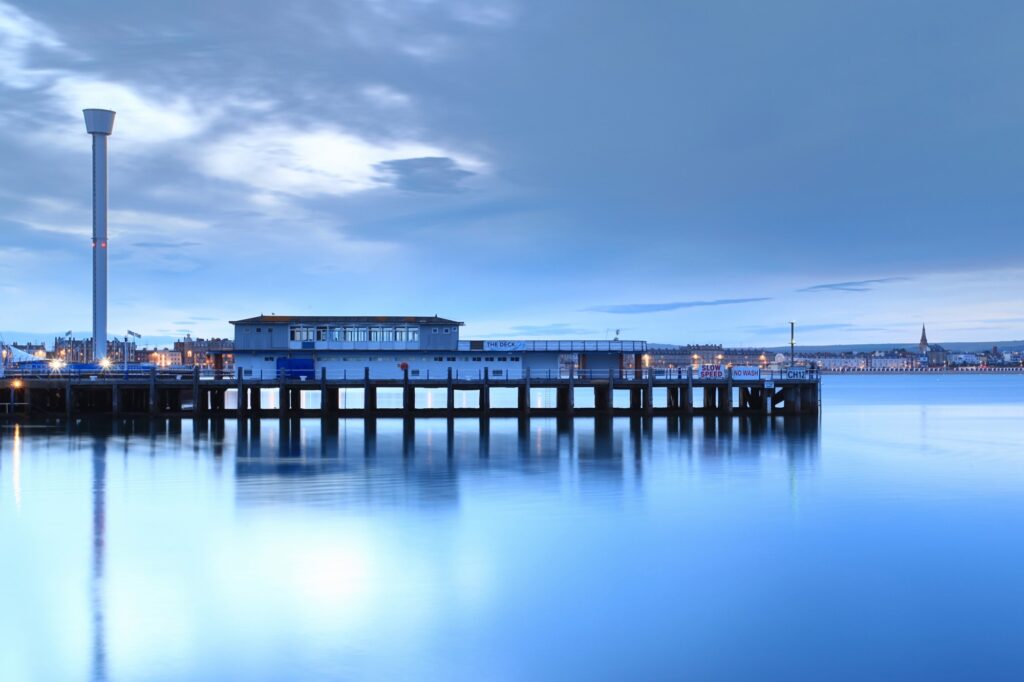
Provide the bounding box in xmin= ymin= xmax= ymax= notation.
xmin=731 ymin=366 xmax=761 ymax=380
xmin=698 ymin=364 xmax=726 ymax=379
xmin=483 ymin=340 xmax=526 ymax=351
xmin=786 ymin=367 xmax=808 ymax=379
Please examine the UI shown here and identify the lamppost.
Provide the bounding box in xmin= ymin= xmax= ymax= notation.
xmin=789 ymin=321 xmax=796 ymax=368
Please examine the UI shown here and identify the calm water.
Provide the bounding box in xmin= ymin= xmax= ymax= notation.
xmin=2 ymin=375 xmax=1023 ymax=681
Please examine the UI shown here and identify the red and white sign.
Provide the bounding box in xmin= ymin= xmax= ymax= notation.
xmin=698 ymin=364 xmax=726 ymax=379
xmin=731 ymin=366 xmax=761 ymax=380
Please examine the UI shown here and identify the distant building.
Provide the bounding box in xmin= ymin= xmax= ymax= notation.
xmin=145 ymin=348 xmax=182 ymax=367
xmin=869 ymin=350 xmax=915 ymax=370
xmin=645 ymin=344 xmax=769 ymax=369
xmin=173 ymin=334 xmax=233 ymax=368
xmin=13 ymin=342 xmax=47 ymax=358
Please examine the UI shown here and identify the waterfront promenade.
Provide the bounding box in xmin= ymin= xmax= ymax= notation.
xmin=2 ymin=367 xmax=820 ymax=418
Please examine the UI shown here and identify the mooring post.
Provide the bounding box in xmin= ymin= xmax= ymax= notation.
xmin=644 ymin=367 xmax=654 ymax=416
xmin=723 ymin=367 xmax=733 ymax=415
xmin=278 ymin=370 xmax=287 ymax=418
xmin=685 ymin=365 xmax=694 ymax=415
xmin=192 ymin=365 xmax=203 ymax=415
xmin=238 ymin=366 xmax=247 ymax=417
xmin=763 ymin=383 xmax=772 ymax=414
xmin=481 ymin=367 xmax=490 ymax=415
xmin=519 ymin=368 xmax=531 ymax=417
xmin=363 ymin=367 xmax=376 ymax=412
xmin=606 ymin=368 xmax=615 ymax=415
xmin=403 ymin=366 xmax=413 ymax=415
xmin=148 ymin=367 xmax=157 ymax=415
xmin=111 ymin=383 xmax=121 ymax=415
xmin=446 ymin=367 xmax=455 ymax=414
xmin=65 ymin=377 xmax=74 ymax=418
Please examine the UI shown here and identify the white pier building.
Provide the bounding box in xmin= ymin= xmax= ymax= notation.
xmin=230 ymin=315 xmax=647 ymax=379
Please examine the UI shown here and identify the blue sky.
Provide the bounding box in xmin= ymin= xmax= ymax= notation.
xmin=1 ymin=0 xmax=1022 ymax=347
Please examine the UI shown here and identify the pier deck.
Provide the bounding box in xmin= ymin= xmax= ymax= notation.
xmin=1 ymin=368 xmax=820 ymax=419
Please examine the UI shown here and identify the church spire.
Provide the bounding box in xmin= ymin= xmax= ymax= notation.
xmin=919 ymin=324 xmax=929 ymax=353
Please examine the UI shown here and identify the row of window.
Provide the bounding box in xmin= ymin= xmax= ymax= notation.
xmin=432 ymin=356 xmax=518 ymax=362
xmin=290 ymin=326 xmax=422 ymax=343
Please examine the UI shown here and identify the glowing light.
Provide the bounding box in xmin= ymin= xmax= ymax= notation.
xmin=49 ymin=359 xmax=65 ymax=372
xmin=99 ymin=358 xmax=111 ymax=369
xmin=11 ymin=379 xmax=23 ymax=389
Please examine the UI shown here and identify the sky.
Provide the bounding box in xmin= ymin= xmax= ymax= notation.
xmin=1 ymin=0 xmax=1023 ymax=348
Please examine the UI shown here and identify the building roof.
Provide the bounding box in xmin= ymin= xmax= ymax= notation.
xmin=229 ymin=315 xmax=464 ymax=326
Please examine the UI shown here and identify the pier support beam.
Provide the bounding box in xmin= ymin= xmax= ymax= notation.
xmin=703 ymin=386 xmax=716 ymax=411
xmin=237 ymin=368 xmax=247 ymax=417
xmin=446 ymin=368 xmax=455 ymax=415
xmin=685 ymin=367 xmax=694 ymax=415
xmin=480 ymin=368 xmax=490 ymax=416
xmin=364 ymin=367 xmax=376 ymax=412
xmin=402 ymin=367 xmax=414 ymax=415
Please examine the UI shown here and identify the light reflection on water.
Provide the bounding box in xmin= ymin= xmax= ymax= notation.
xmin=2 ymin=375 xmax=1024 ymax=681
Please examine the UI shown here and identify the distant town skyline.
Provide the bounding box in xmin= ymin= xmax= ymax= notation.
xmin=1 ymin=1 xmax=1023 ymax=346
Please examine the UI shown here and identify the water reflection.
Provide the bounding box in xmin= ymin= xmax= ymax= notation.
xmin=5 ymin=414 xmax=819 ymax=681
xmin=91 ymin=431 xmax=107 ymax=682
xmin=223 ymin=416 xmax=819 ymax=509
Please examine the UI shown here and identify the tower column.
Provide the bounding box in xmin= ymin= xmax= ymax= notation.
xmin=83 ymin=109 xmax=116 ymax=362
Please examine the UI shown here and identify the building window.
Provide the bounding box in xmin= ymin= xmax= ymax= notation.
xmin=395 ymin=328 xmax=406 ymax=342
xmin=484 ymin=357 xmax=494 ymax=362
xmin=434 ymin=356 xmax=443 ymax=361
xmin=432 ymin=327 xmax=439 ymax=333
xmin=446 ymin=356 xmax=456 ymax=361
xmin=472 ymin=357 xmax=482 ymax=362
xmin=410 ymin=369 xmax=420 ymax=377
xmin=497 ymin=357 xmax=507 ymax=362
xmin=256 ymin=327 xmax=262 ymax=333
xmin=443 ymin=328 xmax=450 ymax=334
xmin=316 ymin=326 xmax=329 ymax=341
xmin=409 ymin=328 xmax=420 ymax=342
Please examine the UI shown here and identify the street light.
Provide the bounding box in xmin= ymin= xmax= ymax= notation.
xmin=789 ymin=321 xmax=796 ymax=368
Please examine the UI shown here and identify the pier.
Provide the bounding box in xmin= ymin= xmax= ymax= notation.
xmin=2 ymin=367 xmax=820 ymax=419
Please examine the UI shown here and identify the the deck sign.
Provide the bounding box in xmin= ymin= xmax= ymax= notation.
xmin=698 ymin=364 xmax=726 ymax=379
xmin=731 ymin=366 xmax=761 ymax=380
xmin=483 ymin=340 xmax=526 ymax=351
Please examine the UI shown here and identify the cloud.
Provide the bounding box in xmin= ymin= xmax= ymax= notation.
xmin=43 ymin=76 xmax=217 ymax=148
xmin=450 ymin=2 xmax=517 ymax=28
xmin=501 ymin=323 xmax=596 ymax=336
xmin=797 ymin=277 xmax=910 ymax=293
xmin=587 ymin=298 xmax=772 ymax=314
xmin=131 ymin=241 xmax=202 ymax=249
xmin=198 ymin=123 xmax=482 ymax=197
xmin=111 ymin=210 xmax=209 ymax=232
xmin=0 ymin=1 xmax=63 ymax=88
xmin=375 ymin=157 xmax=475 ymax=193
xmin=360 ymin=84 xmax=413 ymax=109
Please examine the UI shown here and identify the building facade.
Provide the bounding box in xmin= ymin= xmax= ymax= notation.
xmin=230 ymin=315 xmax=646 ymax=379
